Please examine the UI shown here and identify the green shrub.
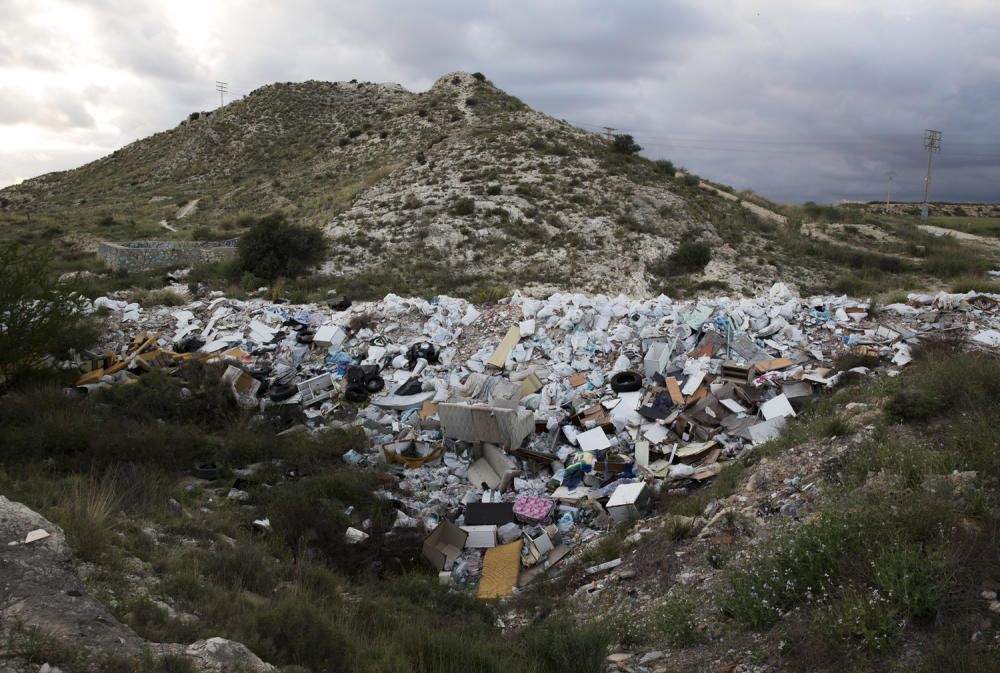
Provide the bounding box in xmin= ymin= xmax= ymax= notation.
xmin=651 ymin=241 xmax=712 ymax=279
xmin=650 ymin=591 xmax=704 ymax=647
xmin=0 ymin=244 xmax=97 ymax=385
xmin=522 ymin=615 xmax=610 ymax=673
xmin=451 ymin=197 xmax=475 ymax=216
xmin=655 ymin=159 xmax=675 ymax=175
xmin=255 ymin=598 xmax=353 ymax=671
xmin=611 ymin=134 xmax=641 ymax=154
xmin=683 ymin=173 xmax=700 ymax=186
xmin=236 ymin=212 xmax=328 ymax=281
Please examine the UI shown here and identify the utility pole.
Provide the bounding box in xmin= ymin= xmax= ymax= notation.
xmin=215 ymin=80 xmax=229 ymax=107
xmin=884 ymin=171 xmax=895 ymax=213
xmin=601 ymin=126 xmax=617 ymax=142
xmin=921 ymin=129 xmax=942 ymax=220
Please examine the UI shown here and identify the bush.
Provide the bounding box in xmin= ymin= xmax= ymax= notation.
xmin=655 ymin=240 xmax=712 ymax=276
xmin=611 ymin=134 xmax=642 ymax=154
xmin=451 ymin=197 xmax=475 ymax=216
xmin=255 ymin=598 xmax=353 ymax=671
xmin=190 ymin=226 xmax=220 ymax=241
xmin=236 ymin=212 xmax=328 ymax=281
xmin=472 ymin=72 xmax=486 ymax=81
xmin=683 ymin=173 xmax=700 ymax=186
xmin=655 ymin=159 xmax=675 ymax=175
xmin=0 ymin=244 xmax=97 ymax=385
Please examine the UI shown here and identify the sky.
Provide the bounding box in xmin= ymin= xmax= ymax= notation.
xmin=1 ymin=0 xmax=999 ymax=204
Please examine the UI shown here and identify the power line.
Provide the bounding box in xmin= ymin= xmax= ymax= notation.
xmin=921 ymin=129 xmax=942 ymax=219
xmin=215 ymin=80 xmax=229 ymax=107
xmin=564 ymin=118 xmax=1000 ymax=150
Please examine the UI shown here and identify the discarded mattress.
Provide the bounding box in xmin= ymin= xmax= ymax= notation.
xmin=477 ymin=540 xmax=522 ymax=599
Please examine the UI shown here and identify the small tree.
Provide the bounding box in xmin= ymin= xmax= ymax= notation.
xmin=612 ymin=134 xmax=642 ymax=154
xmin=237 ymin=213 xmax=328 ymax=281
xmin=0 ymin=244 xmax=96 ymax=384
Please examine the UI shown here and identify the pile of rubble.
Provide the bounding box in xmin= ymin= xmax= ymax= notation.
xmin=75 ymin=284 xmax=1000 ymax=599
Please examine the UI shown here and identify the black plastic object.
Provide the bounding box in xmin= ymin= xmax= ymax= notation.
xmin=394 ymin=378 xmax=423 ymax=396
xmin=406 ymin=341 xmax=438 ymax=368
xmin=297 ymin=331 xmax=315 ymax=344
xmin=346 ymin=365 xmax=366 ymax=385
xmin=327 ymin=296 xmax=353 ymax=311
xmin=344 ymin=385 xmax=369 ymax=403
xmin=365 ymin=375 xmax=385 ymax=393
xmin=610 ymin=370 xmax=643 ymax=393
xmin=192 ymin=461 xmax=220 ymax=481
xmin=175 ymin=336 xmax=205 ymax=353
xmin=345 ymin=365 xmax=384 ymax=398
xmin=464 ymin=502 xmax=517 ymax=525
xmin=268 ymin=382 xmax=297 ymax=401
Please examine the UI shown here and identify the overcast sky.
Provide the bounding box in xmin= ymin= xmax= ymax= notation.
xmin=2 ymin=0 xmax=999 ymax=204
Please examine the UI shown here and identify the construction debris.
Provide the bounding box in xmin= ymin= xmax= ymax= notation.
xmin=72 ymin=284 xmax=1000 ymax=597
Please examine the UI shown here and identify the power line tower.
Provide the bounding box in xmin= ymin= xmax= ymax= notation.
xmin=884 ymin=171 xmax=895 ymax=212
xmin=601 ymin=126 xmax=617 ymax=142
xmin=921 ymin=129 xmax=942 ymax=220
xmin=215 ymin=80 xmax=229 ymax=107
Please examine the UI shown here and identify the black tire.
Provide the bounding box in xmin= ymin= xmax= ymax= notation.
xmin=610 ymin=371 xmax=643 ymax=393
xmin=192 ymin=461 xmax=220 ymax=481
xmin=268 ymin=382 xmax=297 ymax=401
xmin=364 ymin=375 xmax=385 ymax=393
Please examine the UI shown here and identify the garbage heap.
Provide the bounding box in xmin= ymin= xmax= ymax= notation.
xmin=76 ymin=284 xmax=1000 ymax=598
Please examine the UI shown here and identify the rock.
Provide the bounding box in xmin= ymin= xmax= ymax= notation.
xmin=989 ymin=601 xmax=1000 ymax=614
xmin=607 ymin=652 xmax=633 ymax=668
xmin=639 ymin=650 xmax=664 ymax=664
xmin=185 ymin=637 xmax=274 ymax=672
xmin=0 ymin=496 xmax=144 ymax=655
xmin=982 ymin=590 xmax=997 ymax=601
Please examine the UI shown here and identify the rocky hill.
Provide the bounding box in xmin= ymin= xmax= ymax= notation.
xmin=0 ymin=71 xmax=815 ymax=297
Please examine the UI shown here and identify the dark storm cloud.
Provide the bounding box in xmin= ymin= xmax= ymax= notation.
xmin=2 ymin=1 xmax=999 ymax=202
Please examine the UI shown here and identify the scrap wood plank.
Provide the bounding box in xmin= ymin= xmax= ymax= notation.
xmin=752 ymin=357 xmax=793 ymax=373
xmin=487 ymin=326 xmax=521 ymax=369
xmin=665 ymin=377 xmax=684 ymax=405
xmin=477 ymin=540 xmax=522 ymax=599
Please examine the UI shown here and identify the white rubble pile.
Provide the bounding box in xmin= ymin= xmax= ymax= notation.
xmin=80 ymin=284 xmax=1000 ymax=591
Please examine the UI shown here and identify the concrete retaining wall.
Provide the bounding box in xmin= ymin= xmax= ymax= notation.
xmin=97 ymin=239 xmax=238 ymax=272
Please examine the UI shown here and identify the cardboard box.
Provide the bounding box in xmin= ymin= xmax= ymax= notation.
xmin=644 ymin=341 xmax=672 ymax=378
xmin=422 ymin=520 xmax=468 ymax=571
xmin=461 ymin=525 xmax=498 ymax=548
xmin=467 ymin=443 xmax=520 ymax=491
xmin=606 ymin=482 xmax=650 ymax=523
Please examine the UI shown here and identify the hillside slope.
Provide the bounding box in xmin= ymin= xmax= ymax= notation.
xmin=7 ymin=71 xmax=990 ymax=298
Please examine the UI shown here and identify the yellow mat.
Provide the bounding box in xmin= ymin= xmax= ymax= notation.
xmin=477 ymin=540 xmax=522 ymax=600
